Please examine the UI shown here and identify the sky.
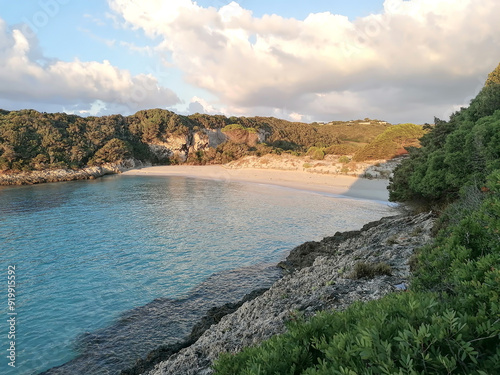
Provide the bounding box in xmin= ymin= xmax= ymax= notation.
xmin=0 ymin=0 xmax=499 ymax=124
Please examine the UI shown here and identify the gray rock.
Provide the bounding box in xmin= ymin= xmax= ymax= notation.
xmin=0 ymin=160 xmax=138 ymax=185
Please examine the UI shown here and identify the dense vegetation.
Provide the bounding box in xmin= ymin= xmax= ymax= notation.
xmin=212 ymin=64 xmax=500 ymax=374
xmin=389 ymin=64 xmax=500 ymax=205
xmin=0 ymin=110 xmax=161 ymax=171
xmin=0 ymin=107 xmax=417 ymax=173
xmin=352 ymin=123 xmax=426 ymax=162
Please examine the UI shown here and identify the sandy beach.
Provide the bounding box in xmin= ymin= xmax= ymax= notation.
xmin=122 ymin=165 xmax=391 ymax=202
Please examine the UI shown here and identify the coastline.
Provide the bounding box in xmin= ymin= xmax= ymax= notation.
xmin=0 ymin=163 xmax=127 ymax=186
xmin=27 ymin=165 xmax=411 ymax=375
xmin=122 ymin=165 xmax=390 ymax=202
xmin=128 ymin=212 xmax=434 ymax=375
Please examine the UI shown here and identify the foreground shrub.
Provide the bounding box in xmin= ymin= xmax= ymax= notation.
xmin=213 ymin=292 xmax=500 ymax=374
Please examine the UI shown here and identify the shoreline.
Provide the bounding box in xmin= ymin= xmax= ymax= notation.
xmin=122 ymin=165 xmax=390 ymax=202
xmin=0 ymin=163 xmax=127 ymax=186
xmin=133 ymin=212 xmax=434 ymax=375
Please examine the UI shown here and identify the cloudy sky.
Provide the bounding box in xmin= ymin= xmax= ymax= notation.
xmin=0 ymin=0 xmax=499 ymax=124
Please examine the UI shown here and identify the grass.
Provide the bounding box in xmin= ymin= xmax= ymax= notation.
xmin=349 ymin=262 xmax=393 ymax=279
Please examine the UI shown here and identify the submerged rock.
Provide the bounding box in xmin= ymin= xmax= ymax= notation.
xmin=120 ymin=288 xmax=268 ymax=375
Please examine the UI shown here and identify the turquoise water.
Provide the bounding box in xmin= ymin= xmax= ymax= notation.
xmin=0 ymin=175 xmax=393 ymax=374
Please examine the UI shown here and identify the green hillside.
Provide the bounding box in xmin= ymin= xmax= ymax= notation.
xmin=353 ymin=123 xmax=426 ymax=162
xmin=0 ymin=108 xmax=396 ymax=173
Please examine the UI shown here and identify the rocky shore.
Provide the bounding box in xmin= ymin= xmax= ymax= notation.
xmin=0 ymin=160 xmax=144 ymax=186
xmin=125 ymin=212 xmax=434 ymax=375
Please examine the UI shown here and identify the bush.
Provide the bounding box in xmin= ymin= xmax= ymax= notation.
xmin=213 ymin=292 xmax=500 ymax=375
xmin=324 ymin=143 xmax=360 ymax=155
xmin=389 ymin=63 xmax=500 ymax=205
xmin=307 ymin=146 xmax=325 ymax=160
xmin=221 ymin=124 xmax=246 ymax=132
xmin=338 ymin=155 xmax=350 ymax=164
xmin=88 ymin=138 xmax=132 ymax=165
xmin=349 ymin=262 xmax=392 ymax=279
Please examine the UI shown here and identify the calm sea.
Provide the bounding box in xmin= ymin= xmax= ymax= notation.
xmin=0 ymin=175 xmax=394 ymax=375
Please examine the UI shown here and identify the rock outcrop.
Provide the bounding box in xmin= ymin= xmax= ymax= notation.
xmin=147 ymin=128 xmax=268 ymax=162
xmin=141 ymin=212 xmax=435 ymax=375
xmin=0 ymin=159 xmax=144 ymax=185
xmin=121 ymin=289 xmax=269 ymax=375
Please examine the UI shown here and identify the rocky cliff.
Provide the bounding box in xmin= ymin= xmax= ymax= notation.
xmin=137 ymin=212 xmax=434 ymax=375
xmin=147 ymin=128 xmax=268 ymax=162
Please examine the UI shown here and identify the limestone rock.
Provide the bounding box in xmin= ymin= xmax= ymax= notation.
xmin=0 ymin=160 xmax=137 ymax=185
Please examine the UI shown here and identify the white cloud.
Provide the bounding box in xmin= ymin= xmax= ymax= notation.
xmin=188 ymin=96 xmax=221 ymax=114
xmin=119 ymin=41 xmax=155 ymax=56
xmin=108 ymin=0 xmax=500 ymax=123
xmin=0 ymin=17 xmax=180 ymax=115
xmin=289 ymin=112 xmax=303 ymax=122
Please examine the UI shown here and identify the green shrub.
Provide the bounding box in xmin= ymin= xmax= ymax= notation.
xmin=349 ymin=262 xmax=392 ymax=279
xmin=88 ymin=138 xmax=132 ymax=165
xmin=307 ymin=146 xmax=325 ymax=160
xmin=221 ymin=124 xmax=246 ymax=132
xmin=213 ymin=292 xmax=500 ymax=374
xmin=389 ymin=63 xmax=500 ymax=205
xmin=338 ymin=155 xmax=350 ymax=164
xmin=324 ymin=143 xmax=360 ymax=155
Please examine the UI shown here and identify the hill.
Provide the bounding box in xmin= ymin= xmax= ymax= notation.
xmin=0 ymin=108 xmax=408 ymax=177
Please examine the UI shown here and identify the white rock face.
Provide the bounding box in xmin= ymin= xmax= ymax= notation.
xmin=205 ymin=129 xmax=228 ymax=148
xmin=148 ymin=129 xmax=231 ymax=161
xmin=190 ymin=132 xmax=210 ymax=152
xmin=144 ymin=212 xmax=434 ymax=375
xmin=148 ymin=135 xmax=191 ymax=161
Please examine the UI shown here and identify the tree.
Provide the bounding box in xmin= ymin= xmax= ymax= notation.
xmin=88 ymin=138 xmax=132 ymax=165
xmin=389 ymin=61 xmax=500 ymax=205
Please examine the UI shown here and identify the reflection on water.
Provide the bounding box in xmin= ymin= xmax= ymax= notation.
xmin=0 ymin=182 xmax=75 ymax=217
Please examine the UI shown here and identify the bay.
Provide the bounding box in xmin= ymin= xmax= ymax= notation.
xmin=0 ymin=175 xmax=394 ymax=374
